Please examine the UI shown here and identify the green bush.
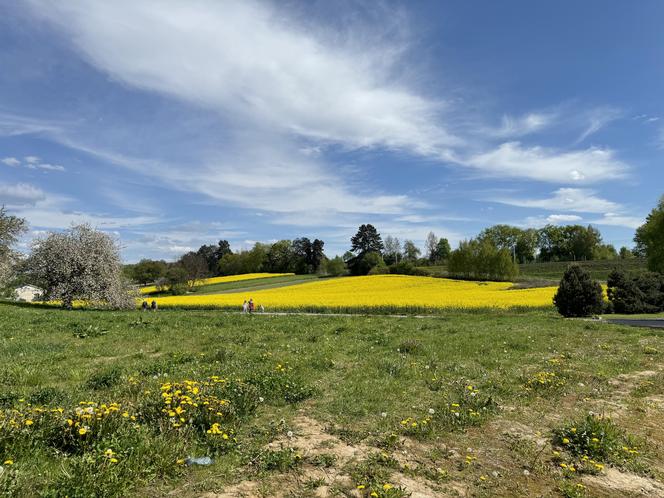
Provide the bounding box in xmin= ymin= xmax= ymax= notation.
xmin=553 ymin=265 xmax=604 ymax=317
xmin=607 ymin=269 xmax=664 ymax=314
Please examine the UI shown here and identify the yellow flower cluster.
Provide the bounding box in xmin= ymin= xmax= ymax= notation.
xmin=150 ymin=275 xmax=557 ymax=310
xmin=524 ymin=371 xmax=566 ymax=390
xmin=160 ymin=377 xmax=231 ymax=431
xmin=139 ymin=272 xmax=293 ymax=294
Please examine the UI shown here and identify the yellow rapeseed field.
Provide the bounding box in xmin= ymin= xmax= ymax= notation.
xmin=139 ymin=273 xmax=294 ymax=295
xmin=150 ymin=275 xmax=558 ymax=311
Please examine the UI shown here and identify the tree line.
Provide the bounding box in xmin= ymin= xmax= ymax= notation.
xmin=123 ymin=237 xmax=329 ymax=292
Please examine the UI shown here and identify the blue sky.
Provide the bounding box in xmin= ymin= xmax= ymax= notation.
xmin=1 ymin=0 xmax=662 ymax=262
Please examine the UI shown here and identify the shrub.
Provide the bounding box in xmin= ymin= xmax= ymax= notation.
xmin=553 ymin=414 xmax=641 ymax=468
xmin=607 ymin=269 xmax=664 ymax=314
xmin=553 ymin=265 xmax=604 ymax=317
xmin=348 ymin=252 xmax=385 ymax=276
xmin=387 ymin=261 xmax=428 ymax=276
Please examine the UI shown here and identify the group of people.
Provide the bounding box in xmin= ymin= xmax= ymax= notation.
xmin=141 ymin=300 xmax=158 ymax=311
xmin=242 ymin=298 xmax=264 ymax=314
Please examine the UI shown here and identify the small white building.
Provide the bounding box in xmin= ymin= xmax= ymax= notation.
xmin=15 ymin=285 xmax=43 ymax=302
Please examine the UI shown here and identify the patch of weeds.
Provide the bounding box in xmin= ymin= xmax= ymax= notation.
xmin=326 ymin=426 xmax=368 ymax=445
xmin=523 ymin=371 xmax=567 ymax=393
xmin=397 ymin=339 xmax=422 ymax=355
xmin=206 ymin=348 xmax=236 ymax=364
xmin=374 ymin=432 xmax=402 ymax=451
xmin=303 ymin=477 xmax=326 ymax=490
xmin=379 ymin=358 xmax=406 ymax=378
xmin=350 ymin=452 xmax=409 ymax=498
xmin=364 ymin=331 xmax=390 ymax=346
xmin=310 ymin=453 xmax=336 ymax=468
xmin=643 ymin=346 xmax=659 ymax=355
xmin=28 ymin=386 xmax=65 ymax=406
xmin=504 ymin=434 xmax=548 ymax=474
xmin=253 ymin=446 xmax=302 ymax=472
xmin=0 ymin=390 xmax=19 ymax=408
xmin=632 ymin=380 xmax=656 ymax=397
xmin=409 ymin=464 xmax=449 ymax=484
xmin=72 ymin=324 xmax=108 ymax=338
xmin=553 ymin=414 xmax=646 ymax=473
xmin=85 ymin=366 xmax=123 ymax=390
xmin=249 ymin=363 xmax=315 ymax=404
xmin=400 ymin=384 xmax=497 ymax=439
xmin=558 ymin=481 xmax=588 ymax=498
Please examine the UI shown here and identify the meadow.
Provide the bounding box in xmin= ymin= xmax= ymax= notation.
xmin=1 ymin=304 xmax=663 ymax=497
xmin=143 ymin=275 xmax=559 ymax=313
xmin=420 ymin=258 xmax=647 ymax=284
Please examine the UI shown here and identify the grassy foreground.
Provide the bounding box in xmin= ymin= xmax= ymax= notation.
xmin=1 ymin=304 xmax=663 ymax=497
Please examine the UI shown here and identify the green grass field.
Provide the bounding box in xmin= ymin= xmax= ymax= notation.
xmin=518 ymin=258 xmax=647 ymax=282
xmin=1 ymin=304 xmax=663 ymax=497
xmin=420 ymin=258 xmax=647 ymax=284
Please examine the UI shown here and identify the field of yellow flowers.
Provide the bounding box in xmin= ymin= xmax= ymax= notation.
xmin=150 ymin=275 xmax=558 ymax=311
xmin=139 ymin=272 xmax=294 ymax=294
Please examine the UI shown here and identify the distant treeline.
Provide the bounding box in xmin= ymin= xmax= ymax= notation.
xmin=124 ymin=237 xmax=336 ymax=291
xmin=124 ymin=218 xmax=648 ymax=287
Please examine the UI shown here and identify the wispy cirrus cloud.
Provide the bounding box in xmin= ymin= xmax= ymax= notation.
xmin=493 ymin=188 xmax=620 ymax=213
xmin=26 ymin=0 xmax=459 ymax=157
xmin=575 ymin=106 xmax=622 ymax=144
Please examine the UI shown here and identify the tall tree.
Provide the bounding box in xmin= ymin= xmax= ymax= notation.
xmin=310 ymin=239 xmax=325 ymax=273
xmin=0 ymin=206 xmax=27 ymax=290
xmin=425 ymin=232 xmax=439 ymax=262
xmin=25 ymin=224 xmax=132 ymax=309
xmin=383 ymin=235 xmax=401 ymax=265
xmin=350 ymin=224 xmax=383 ymax=255
xmin=266 ymin=240 xmax=295 ymax=273
xmin=179 ymin=252 xmax=209 ymax=285
xmin=402 ymin=240 xmax=421 ymax=262
xmin=292 ymin=237 xmax=326 ymax=273
xmin=128 ymin=259 xmax=168 ymax=285
xmin=436 ymin=238 xmax=451 ymax=262
xmin=479 ymin=225 xmax=537 ymax=263
xmin=635 ymin=196 xmax=664 ymax=273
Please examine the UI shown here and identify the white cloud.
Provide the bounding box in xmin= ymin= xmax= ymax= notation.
xmin=465 ymin=142 xmax=627 ymax=183
xmin=1 ymin=153 xmax=65 ymax=172
xmin=0 ymin=182 xmax=46 ymax=207
xmin=546 ymin=214 xmax=583 ymax=223
xmin=590 ymin=213 xmax=643 ymax=229
xmin=28 ymin=162 xmax=65 ymax=172
xmin=28 ymin=0 xmax=458 ymax=156
xmin=487 ymin=112 xmax=557 ymax=138
xmin=1 ymin=157 xmax=20 ymax=167
xmin=494 ymin=188 xmax=620 ymax=213
xmin=575 ymin=107 xmax=622 ymax=144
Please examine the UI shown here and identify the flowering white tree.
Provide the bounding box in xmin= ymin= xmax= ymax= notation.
xmin=0 ymin=206 xmax=27 ymax=292
xmin=26 ymin=224 xmax=133 ymax=309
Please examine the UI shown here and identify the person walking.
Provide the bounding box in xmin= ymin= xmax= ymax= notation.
xmin=248 ymin=298 xmax=254 ymax=313
xmin=142 ymin=300 xmax=148 ymax=312
xmin=151 ymin=300 xmax=158 ymax=312
xmin=242 ymin=300 xmax=248 ymax=313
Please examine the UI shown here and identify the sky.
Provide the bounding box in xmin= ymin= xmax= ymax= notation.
xmin=1 ymin=0 xmax=663 ymax=262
